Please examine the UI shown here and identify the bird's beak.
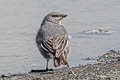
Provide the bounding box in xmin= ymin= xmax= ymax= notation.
xmin=62 ymin=14 xmax=68 ymax=18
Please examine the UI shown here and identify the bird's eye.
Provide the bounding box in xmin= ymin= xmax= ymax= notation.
xmin=52 ymin=15 xmax=59 ymax=17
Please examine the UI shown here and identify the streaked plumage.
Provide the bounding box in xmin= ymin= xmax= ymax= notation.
xmin=36 ymin=12 xmax=69 ymax=69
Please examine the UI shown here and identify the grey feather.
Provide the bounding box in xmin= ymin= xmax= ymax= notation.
xmin=36 ymin=12 xmax=69 ymax=68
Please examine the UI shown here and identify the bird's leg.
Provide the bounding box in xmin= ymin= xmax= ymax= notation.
xmin=46 ymin=59 xmax=49 ymax=71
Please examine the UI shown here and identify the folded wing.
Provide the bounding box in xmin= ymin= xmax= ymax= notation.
xmin=42 ymin=36 xmax=68 ymax=58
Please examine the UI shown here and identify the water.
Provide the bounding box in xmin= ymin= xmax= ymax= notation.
xmin=0 ymin=0 xmax=120 ymax=75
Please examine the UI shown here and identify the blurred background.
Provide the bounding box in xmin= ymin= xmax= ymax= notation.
xmin=0 ymin=0 xmax=120 ymax=75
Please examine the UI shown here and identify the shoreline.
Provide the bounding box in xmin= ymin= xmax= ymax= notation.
xmin=0 ymin=50 xmax=120 ymax=80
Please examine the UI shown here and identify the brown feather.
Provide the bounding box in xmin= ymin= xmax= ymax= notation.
xmin=42 ymin=36 xmax=68 ymax=67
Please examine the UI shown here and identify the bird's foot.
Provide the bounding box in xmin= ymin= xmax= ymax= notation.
xmin=46 ymin=68 xmax=48 ymax=71
xmin=46 ymin=68 xmax=54 ymax=71
xmin=31 ymin=68 xmax=53 ymax=73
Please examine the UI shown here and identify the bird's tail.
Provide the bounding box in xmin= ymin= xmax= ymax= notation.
xmin=54 ymin=54 xmax=68 ymax=67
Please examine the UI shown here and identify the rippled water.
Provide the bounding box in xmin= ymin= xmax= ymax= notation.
xmin=0 ymin=0 xmax=120 ymax=75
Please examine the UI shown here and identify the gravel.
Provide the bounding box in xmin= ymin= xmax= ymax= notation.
xmin=0 ymin=50 xmax=120 ymax=80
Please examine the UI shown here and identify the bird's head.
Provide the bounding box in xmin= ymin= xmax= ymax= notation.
xmin=41 ymin=12 xmax=67 ymax=25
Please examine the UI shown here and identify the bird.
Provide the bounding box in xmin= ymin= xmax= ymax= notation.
xmin=36 ymin=12 xmax=70 ymax=70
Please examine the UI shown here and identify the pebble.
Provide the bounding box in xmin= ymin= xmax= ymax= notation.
xmin=1 ymin=50 xmax=120 ymax=80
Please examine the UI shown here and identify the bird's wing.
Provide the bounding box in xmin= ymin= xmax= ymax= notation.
xmin=42 ymin=36 xmax=68 ymax=58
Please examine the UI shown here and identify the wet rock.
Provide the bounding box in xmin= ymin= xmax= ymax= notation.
xmin=97 ymin=50 xmax=120 ymax=63
xmin=83 ymin=50 xmax=120 ymax=64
